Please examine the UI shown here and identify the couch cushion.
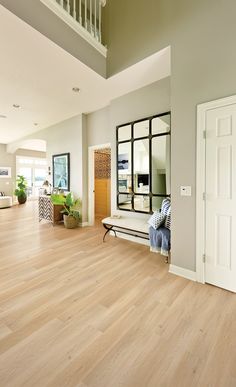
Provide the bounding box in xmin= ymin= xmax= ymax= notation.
xmin=0 ymin=196 xmax=12 ymax=208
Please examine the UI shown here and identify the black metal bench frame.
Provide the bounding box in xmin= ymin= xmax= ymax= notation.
xmin=102 ymin=221 xmax=169 ymax=264
xmin=102 ymin=222 xmax=149 ymax=243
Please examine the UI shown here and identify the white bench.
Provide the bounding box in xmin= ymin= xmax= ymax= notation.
xmin=0 ymin=196 xmax=12 ymax=209
xmin=102 ymin=216 xmax=149 ymax=243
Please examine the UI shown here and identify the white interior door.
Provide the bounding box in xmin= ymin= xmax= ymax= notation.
xmin=205 ymin=104 xmax=236 ymax=292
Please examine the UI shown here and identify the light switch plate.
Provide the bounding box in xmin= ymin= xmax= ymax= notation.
xmin=180 ymin=186 xmax=192 ymax=196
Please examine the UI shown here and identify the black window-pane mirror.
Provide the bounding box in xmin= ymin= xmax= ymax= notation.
xmin=117 ymin=112 xmax=170 ymax=214
xmin=152 ymin=114 xmax=170 ymax=135
xmin=134 ymin=139 xmax=150 ymax=193
xmin=118 ymin=124 xmax=131 ymax=142
xmin=118 ymin=142 xmax=131 ymax=193
xmin=152 ymin=135 xmax=171 ymax=195
xmin=118 ymin=194 xmax=132 ymax=210
xmin=134 ymin=195 xmax=150 ymax=212
xmin=152 ymin=196 xmax=166 ymax=212
xmin=133 ymin=120 xmax=149 ymax=138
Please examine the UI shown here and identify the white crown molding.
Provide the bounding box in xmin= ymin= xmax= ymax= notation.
xmin=40 ymin=0 xmax=107 ymax=57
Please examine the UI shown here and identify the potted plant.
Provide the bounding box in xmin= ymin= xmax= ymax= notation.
xmin=14 ymin=175 xmax=27 ymax=204
xmin=61 ymin=193 xmax=81 ymax=229
xmin=50 ymin=192 xmax=81 ymax=228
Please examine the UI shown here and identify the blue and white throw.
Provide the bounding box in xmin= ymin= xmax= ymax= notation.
xmin=149 ymin=225 xmax=170 ymax=257
xmin=148 ymin=198 xmax=171 ymax=256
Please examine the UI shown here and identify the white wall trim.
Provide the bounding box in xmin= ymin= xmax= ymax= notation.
xmin=88 ymin=143 xmax=111 ymax=226
xmin=40 ymin=0 xmax=107 ymax=57
xmin=169 ymin=264 xmax=196 ymax=282
xmin=196 ymin=94 xmax=236 ymax=284
xmin=110 ymin=232 xmax=150 ymax=246
xmin=79 ymin=221 xmax=89 ymax=227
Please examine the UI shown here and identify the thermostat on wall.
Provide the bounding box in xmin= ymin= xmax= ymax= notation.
xmin=180 ymin=186 xmax=192 ymax=196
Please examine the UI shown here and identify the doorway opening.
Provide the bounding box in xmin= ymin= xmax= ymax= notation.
xmin=16 ymin=155 xmax=48 ymax=200
xmin=88 ymin=143 xmax=111 ymax=226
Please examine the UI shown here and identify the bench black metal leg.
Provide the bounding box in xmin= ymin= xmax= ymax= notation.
xmin=102 ymin=222 xmax=149 ymax=243
xmin=103 ymin=224 xmax=116 ymax=242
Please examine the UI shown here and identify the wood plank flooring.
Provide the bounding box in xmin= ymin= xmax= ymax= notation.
xmin=0 ymin=201 xmax=235 ymax=387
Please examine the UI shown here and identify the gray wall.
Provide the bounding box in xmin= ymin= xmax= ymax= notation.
xmin=8 ymin=114 xmax=88 ymax=222
xmin=103 ymin=0 xmax=236 ymax=271
xmin=0 ymin=145 xmax=46 ymax=196
xmin=104 ymin=0 xmax=171 ymax=77
xmin=87 ymin=106 xmax=111 ymax=147
xmin=87 ymin=77 xmax=171 ymax=218
xmin=0 ymin=144 xmax=15 ymax=196
xmin=0 ymin=0 xmax=106 ymax=77
xmin=110 ymin=78 xmax=171 ymax=216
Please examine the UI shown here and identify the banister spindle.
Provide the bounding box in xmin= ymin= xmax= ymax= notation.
xmin=90 ymin=0 xmax=92 ymax=33
xmin=73 ymin=0 xmax=76 ymax=19
xmin=94 ymin=0 xmax=97 ymax=38
xmin=79 ymin=0 xmax=82 ymax=24
xmin=67 ymin=0 xmax=70 ymax=13
xmin=98 ymin=0 xmax=101 ymax=42
xmin=85 ymin=0 xmax=87 ymax=29
xmin=50 ymin=0 xmax=106 ymax=46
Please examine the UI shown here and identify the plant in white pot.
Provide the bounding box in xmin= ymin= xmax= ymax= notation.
xmin=61 ymin=193 xmax=81 ymax=229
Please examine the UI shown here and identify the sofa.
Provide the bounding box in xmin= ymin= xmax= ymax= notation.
xmin=0 ymin=196 xmax=13 ymax=208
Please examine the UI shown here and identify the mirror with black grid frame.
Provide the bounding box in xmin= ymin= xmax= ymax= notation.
xmin=117 ymin=112 xmax=171 ymax=214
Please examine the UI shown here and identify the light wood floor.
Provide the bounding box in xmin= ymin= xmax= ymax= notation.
xmin=0 ymin=202 xmax=235 ymax=387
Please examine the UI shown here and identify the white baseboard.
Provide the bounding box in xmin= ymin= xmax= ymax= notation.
xmin=79 ymin=222 xmax=89 ymax=227
xmin=110 ymin=232 xmax=150 ymax=246
xmin=169 ymin=264 xmax=197 ymax=282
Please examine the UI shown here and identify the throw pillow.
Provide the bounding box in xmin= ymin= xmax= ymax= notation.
xmin=161 ymin=198 xmax=171 ymax=216
xmin=165 ymin=206 xmax=171 ymax=230
xmin=148 ymin=211 xmax=166 ymax=230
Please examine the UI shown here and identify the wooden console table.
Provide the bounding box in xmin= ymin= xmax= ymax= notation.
xmin=38 ymin=195 xmax=63 ymax=225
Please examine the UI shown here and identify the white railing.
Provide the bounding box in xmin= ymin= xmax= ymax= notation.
xmin=40 ymin=0 xmax=107 ymax=56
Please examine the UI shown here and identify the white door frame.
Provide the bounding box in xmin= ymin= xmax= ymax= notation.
xmin=196 ymin=94 xmax=236 ymax=284
xmin=88 ymin=143 xmax=111 ymax=226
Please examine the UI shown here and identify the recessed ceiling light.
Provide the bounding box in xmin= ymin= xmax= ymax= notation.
xmin=0 ymin=114 xmax=7 ymax=119
xmin=34 ymin=123 xmax=38 ymax=126
xmin=72 ymin=87 xmax=80 ymax=93
xmin=13 ymin=104 xmax=20 ymax=108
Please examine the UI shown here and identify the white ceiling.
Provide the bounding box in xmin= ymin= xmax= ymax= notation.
xmin=0 ymin=4 xmax=170 ymax=145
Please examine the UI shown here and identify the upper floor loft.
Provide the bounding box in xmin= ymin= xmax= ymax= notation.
xmin=40 ymin=0 xmax=107 ymax=57
xmin=0 ymin=0 xmax=107 ymax=77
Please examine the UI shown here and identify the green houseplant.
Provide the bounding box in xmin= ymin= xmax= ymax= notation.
xmin=51 ymin=192 xmax=81 ymax=229
xmin=14 ymin=175 xmax=27 ymax=204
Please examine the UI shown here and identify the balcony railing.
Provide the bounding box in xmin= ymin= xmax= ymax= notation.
xmin=40 ymin=0 xmax=107 ymax=56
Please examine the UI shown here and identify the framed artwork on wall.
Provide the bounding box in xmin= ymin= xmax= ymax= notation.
xmin=52 ymin=153 xmax=70 ymax=191
xmin=0 ymin=167 xmax=11 ymax=178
